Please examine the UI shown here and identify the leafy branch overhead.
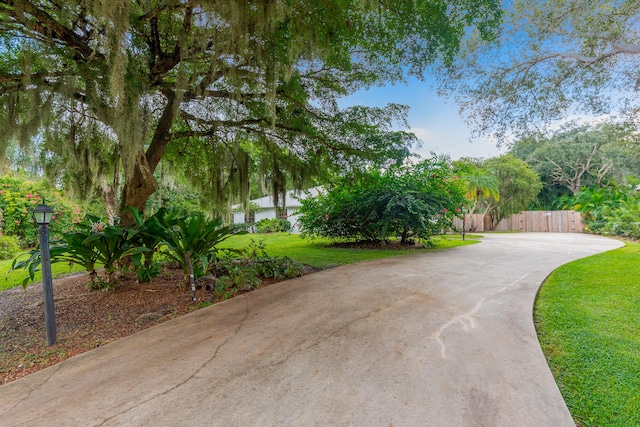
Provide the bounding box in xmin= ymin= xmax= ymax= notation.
xmin=0 ymin=0 xmax=502 ymax=223
xmin=433 ymin=0 xmax=640 ymax=141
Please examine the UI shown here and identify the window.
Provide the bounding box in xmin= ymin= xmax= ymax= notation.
xmin=276 ymin=208 xmax=288 ymax=219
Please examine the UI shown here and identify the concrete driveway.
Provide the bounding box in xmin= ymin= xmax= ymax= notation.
xmin=0 ymin=233 xmax=623 ymax=426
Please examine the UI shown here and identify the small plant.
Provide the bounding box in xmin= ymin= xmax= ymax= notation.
xmin=244 ymin=238 xmax=267 ymax=259
xmin=253 ymin=256 xmax=304 ymax=279
xmin=217 ymin=264 xmax=261 ymax=291
xmin=135 ymin=260 xmax=161 ymax=283
xmin=87 ymin=276 xmax=115 ymax=291
xmin=192 ymin=301 xmax=213 ymax=310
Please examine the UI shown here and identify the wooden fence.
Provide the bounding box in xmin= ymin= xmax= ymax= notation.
xmin=452 ymin=210 xmax=585 ymax=233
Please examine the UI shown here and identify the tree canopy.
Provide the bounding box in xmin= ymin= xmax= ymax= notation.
xmin=510 ymin=123 xmax=640 ymax=207
xmin=0 ymin=0 xmax=501 ymax=223
xmin=434 ymin=0 xmax=640 ymax=142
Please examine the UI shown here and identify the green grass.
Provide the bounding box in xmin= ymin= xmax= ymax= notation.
xmin=220 ymin=232 xmax=480 ymax=270
xmin=1 ymin=257 xmax=87 ymax=292
xmin=534 ymin=241 xmax=640 ymax=427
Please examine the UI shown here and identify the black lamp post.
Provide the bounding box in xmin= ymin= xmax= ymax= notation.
xmin=33 ymin=203 xmax=56 ymax=346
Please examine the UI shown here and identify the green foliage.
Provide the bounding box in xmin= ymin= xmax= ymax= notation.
xmin=241 ymin=239 xmax=304 ymax=280
xmin=482 ymin=155 xmax=542 ymax=229
xmin=298 ymin=157 xmax=465 ymax=244
xmin=598 ymin=203 xmax=640 ymax=239
xmin=535 ymin=242 xmax=640 ymax=426
xmin=558 ymin=185 xmax=629 ymax=222
xmin=0 ymin=1 xmax=502 ymax=222
xmin=255 ymin=218 xmax=292 ymax=233
xmin=252 ymin=256 xmax=305 ymax=280
xmin=213 ymin=238 xmax=304 ymax=300
xmin=0 ymin=176 xmax=83 ymax=247
xmin=82 ymin=219 xmax=148 ymax=287
xmin=216 ymin=264 xmax=261 ymax=297
xmin=155 ymin=211 xmax=243 ymax=286
xmin=9 ymin=215 xmax=148 ymax=288
xmin=127 ymin=207 xmax=170 ymax=270
xmin=454 ymin=158 xmax=500 ymax=214
xmin=145 ymin=182 xmax=205 ymax=218
xmin=135 ymin=260 xmax=161 ymax=284
xmin=0 ymin=234 xmax=20 ymax=260
xmin=560 ymin=181 xmax=640 ymax=239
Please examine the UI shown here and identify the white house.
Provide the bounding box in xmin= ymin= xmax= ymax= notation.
xmin=233 ymin=187 xmax=323 ymax=232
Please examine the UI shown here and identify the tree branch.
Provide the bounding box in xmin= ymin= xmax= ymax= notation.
xmin=2 ymin=0 xmax=96 ymax=60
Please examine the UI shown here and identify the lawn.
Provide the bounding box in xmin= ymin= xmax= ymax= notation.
xmin=534 ymin=241 xmax=640 ymax=427
xmin=220 ymin=232 xmax=481 ymax=269
xmin=1 ymin=258 xmax=86 ymax=292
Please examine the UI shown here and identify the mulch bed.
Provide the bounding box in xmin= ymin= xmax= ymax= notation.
xmin=0 ymin=267 xmax=297 ymax=385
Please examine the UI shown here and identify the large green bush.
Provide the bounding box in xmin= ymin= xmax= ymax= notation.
xmin=0 ymin=176 xmax=83 ymax=247
xmin=297 ymin=157 xmax=465 ymax=244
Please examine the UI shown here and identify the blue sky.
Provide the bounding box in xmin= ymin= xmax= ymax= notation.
xmin=340 ymin=77 xmax=507 ymax=161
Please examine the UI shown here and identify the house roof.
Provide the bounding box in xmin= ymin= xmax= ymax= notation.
xmin=237 ymin=186 xmax=323 ymax=210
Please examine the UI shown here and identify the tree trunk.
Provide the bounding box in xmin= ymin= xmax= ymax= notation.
xmin=117 ymin=91 xmax=176 ymax=226
xmin=118 ymin=151 xmax=158 ymax=226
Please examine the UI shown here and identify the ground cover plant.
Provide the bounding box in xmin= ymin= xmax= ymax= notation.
xmin=534 ymin=242 xmax=640 ymax=426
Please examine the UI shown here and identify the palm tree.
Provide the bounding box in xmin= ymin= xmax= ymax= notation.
xmin=459 ymin=167 xmax=500 ymax=214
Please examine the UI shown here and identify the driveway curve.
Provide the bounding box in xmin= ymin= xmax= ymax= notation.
xmin=0 ymin=233 xmax=623 ymax=426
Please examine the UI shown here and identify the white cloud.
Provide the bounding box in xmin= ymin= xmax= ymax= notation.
xmin=409 ymin=127 xmax=504 ymax=160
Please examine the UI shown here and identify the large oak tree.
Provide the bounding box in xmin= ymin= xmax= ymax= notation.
xmin=0 ymin=0 xmax=501 ymax=223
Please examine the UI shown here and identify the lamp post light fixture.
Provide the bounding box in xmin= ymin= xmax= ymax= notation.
xmin=33 ymin=203 xmax=57 ymax=346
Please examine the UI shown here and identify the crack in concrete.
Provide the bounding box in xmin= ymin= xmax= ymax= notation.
xmin=96 ymin=294 xmax=251 ymax=426
xmin=0 ymin=362 xmax=63 ymax=417
xmin=257 ymin=299 xmax=399 ymax=374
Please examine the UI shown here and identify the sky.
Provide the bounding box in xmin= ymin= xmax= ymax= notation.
xmin=340 ymin=76 xmax=507 ymax=161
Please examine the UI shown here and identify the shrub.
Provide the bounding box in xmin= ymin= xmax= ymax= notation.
xmin=9 ymin=215 xmax=148 ymax=288
xmin=0 ymin=234 xmax=20 ymax=260
xmin=298 ymin=157 xmax=465 ymax=244
xmin=255 ymin=218 xmax=292 ymax=233
xmin=251 ymin=256 xmax=304 ymax=279
xmin=127 ymin=207 xmax=170 ymax=273
xmin=560 ymin=181 xmax=640 ymax=239
xmin=211 ymin=239 xmax=304 ymax=300
xmin=0 ymin=176 xmax=83 ymax=247
xmin=155 ymin=211 xmax=244 ymax=286
xmin=135 ymin=260 xmax=161 ymax=284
